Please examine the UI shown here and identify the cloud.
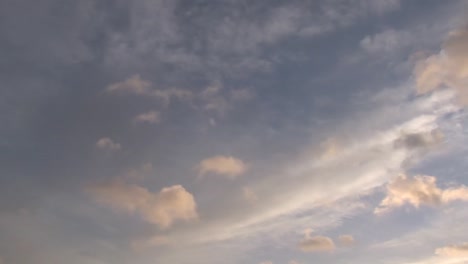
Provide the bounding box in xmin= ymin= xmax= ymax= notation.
xmin=197 ymin=156 xmax=247 ymax=179
xmin=107 ymin=74 xmax=152 ymax=95
xmin=298 ymin=230 xmax=335 ymax=253
xmin=107 ymin=75 xmax=192 ymax=104
xmin=394 ymin=129 xmax=444 ymax=150
xmin=242 ymin=187 xmax=258 ymax=204
xmin=361 ymin=29 xmax=411 ymax=54
xmin=375 ymin=174 xmax=468 ymax=214
xmin=88 ymin=181 xmax=198 ymax=229
xmin=95 ymin=137 xmax=121 ymax=151
xmin=134 ymin=111 xmax=161 ymax=124
xmin=338 ymin=235 xmax=355 ymax=246
xmin=413 ymin=27 xmax=468 ymax=105
xmin=131 ymin=235 xmax=171 ymax=251
xmin=436 ymin=243 xmax=468 ymax=258
xmin=259 ymin=261 xmax=273 ymax=264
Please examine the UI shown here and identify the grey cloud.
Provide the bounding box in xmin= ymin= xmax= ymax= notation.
xmin=394 ymin=129 xmax=444 ymax=150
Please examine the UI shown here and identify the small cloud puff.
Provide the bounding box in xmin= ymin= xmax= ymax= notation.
xmin=88 ymin=181 xmax=198 ymax=229
xmin=435 ymin=243 xmax=468 ymax=258
xmin=298 ymin=229 xmax=335 ymax=253
xmin=134 ymin=111 xmax=161 ymax=124
xmin=197 ymin=155 xmax=247 ymax=179
xmin=375 ymin=174 xmax=468 ymax=214
xmin=338 ymin=235 xmax=355 ymax=246
xmin=96 ymin=137 xmax=121 ymax=151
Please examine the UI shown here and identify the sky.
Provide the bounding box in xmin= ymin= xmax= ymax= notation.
xmin=1 ymin=0 xmax=468 ymax=264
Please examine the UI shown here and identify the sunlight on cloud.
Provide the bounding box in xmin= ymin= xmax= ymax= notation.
xmin=436 ymin=243 xmax=468 ymax=258
xmin=197 ymin=155 xmax=247 ymax=179
xmin=298 ymin=229 xmax=335 ymax=253
xmin=338 ymin=235 xmax=355 ymax=246
xmin=414 ymin=27 xmax=468 ymax=105
xmin=88 ymin=181 xmax=198 ymax=229
xmin=375 ymin=174 xmax=468 ymax=214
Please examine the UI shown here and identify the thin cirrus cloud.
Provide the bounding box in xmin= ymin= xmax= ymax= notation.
xmin=95 ymin=137 xmax=121 ymax=151
xmin=375 ymin=174 xmax=468 ymax=214
xmin=435 ymin=243 xmax=468 ymax=258
xmin=197 ymin=155 xmax=247 ymax=179
xmin=88 ymin=181 xmax=198 ymax=229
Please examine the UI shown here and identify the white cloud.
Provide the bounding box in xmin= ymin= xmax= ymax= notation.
xmin=88 ymin=181 xmax=198 ymax=229
xmin=413 ymin=27 xmax=468 ymax=105
xmin=134 ymin=111 xmax=161 ymax=124
xmin=259 ymin=261 xmax=273 ymax=264
xmin=338 ymin=234 xmax=355 ymax=246
xmin=95 ymin=137 xmax=121 ymax=151
xmin=375 ymin=174 xmax=468 ymax=214
xmin=436 ymin=243 xmax=468 ymax=258
xmin=197 ymin=155 xmax=247 ymax=179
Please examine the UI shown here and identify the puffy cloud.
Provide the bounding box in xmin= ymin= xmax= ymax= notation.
xmin=435 ymin=243 xmax=468 ymax=258
xmin=375 ymin=174 xmax=468 ymax=214
xmin=413 ymin=27 xmax=468 ymax=105
xmin=95 ymin=137 xmax=121 ymax=151
xmin=88 ymin=181 xmax=198 ymax=229
xmin=298 ymin=230 xmax=335 ymax=253
xmin=134 ymin=111 xmax=161 ymax=124
xmin=259 ymin=261 xmax=272 ymax=264
xmin=288 ymin=260 xmax=300 ymax=264
xmin=106 ymin=74 xmax=152 ymax=95
xmin=338 ymin=235 xmax=355 ymax=246
xmin=197 ymin=156 xmax=247 ymax=179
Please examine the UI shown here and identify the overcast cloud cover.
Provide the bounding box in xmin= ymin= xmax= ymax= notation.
xmin=1 ymin=0 xmax=468 ymax=264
